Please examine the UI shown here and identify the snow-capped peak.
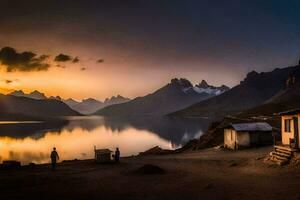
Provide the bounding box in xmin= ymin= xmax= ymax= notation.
xmin=193 ymin=80 xmax=229 ymax=96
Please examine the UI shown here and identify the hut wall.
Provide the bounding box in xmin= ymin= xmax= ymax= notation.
xmin=95 ymin=153 xmax=111 ymax=163
xmin=281 ymin=114 xmax=300 ymax=146
xmin=249 ymin=131 xmax=273 ymax=146
xmin=224 ymin=128 xmax=237 ymax=149
xmin=236 ymin=132 xmax=250 ymax=148
xmin=298 ymin=114 xmax=300 ymax=146
xmin=281 ymin=115 xmax=296 ymax=145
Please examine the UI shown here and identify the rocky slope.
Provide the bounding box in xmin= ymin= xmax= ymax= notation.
xmin=94 ymin=78 xmax=229 ymax=117
xmin=170 ymin=66 xmax=297 ymax=118
xmin=238 ymin=65 xmax=300 ymax=117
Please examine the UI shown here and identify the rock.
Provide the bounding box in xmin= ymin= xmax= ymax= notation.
xmin=214 ymin=145 xmax=223 ymax=150
xmin=139 ymin=146 xmax=173 ymax=156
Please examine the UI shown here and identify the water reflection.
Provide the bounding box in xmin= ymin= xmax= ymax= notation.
xmin=0 ymin=116 xmax=210 ymax=164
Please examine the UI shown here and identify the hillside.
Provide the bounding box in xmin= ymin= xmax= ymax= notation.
xmin=94 ymin=78 xmax=229 ymax=117
xmin=170 ymin=66 xmax=297 ymax=118
xmin=0 ymin=94 xmax=80 ymax=118
xmin=238 ymin=66 xmax=300 ymax=117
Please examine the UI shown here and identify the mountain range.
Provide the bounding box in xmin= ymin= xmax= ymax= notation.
xmin=94 ymin=78 xmax=229 ymax=116
xmin=66 ymin=95 xmax=130 ymax=114
xmin=8 ymin=90 xmax=130 ymax=115
xmin=10 ymin=90 xmax=47 ymax=100
xmin=171 ymin=65 xmax=300 ymax=118
xmin=5 ymin=61 xmax=300 ymax=120
xmin=0 ymin=94 xmax=80 ymax=118
xmin=237 ymin=65 xmax=300 ymax=117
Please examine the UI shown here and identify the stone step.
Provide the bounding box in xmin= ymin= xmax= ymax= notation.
xmin=270 ymin=156 xmax=289 ymax=166
xmin=275 ymin=149 xmax=292 ymax=156
xmin=275 ymin=148 xmax=293 ymax=155
xmin=274 ymin=145 xmax=294 ymax=152
xmin=271 ymin=154 xmax=289 ymax=161
xmin=273 ymin=151 xmax=291 ymax=158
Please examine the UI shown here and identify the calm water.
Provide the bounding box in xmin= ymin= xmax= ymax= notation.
xmin=0 ymin=116 xmax=210 ymax=164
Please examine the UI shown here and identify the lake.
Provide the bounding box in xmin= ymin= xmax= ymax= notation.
xmin=0 ymin=116 xmax=210 ymax=165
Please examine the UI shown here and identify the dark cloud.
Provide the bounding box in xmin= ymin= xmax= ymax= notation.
xmin=3 ymin=78 xmax=19 ymax=84
xmin=97 ymin=59 xmax=104 ymax=63
xmin=54 ymin=54 xmax=72 ymax=62
xmin=0 ymin=47 xmax=50 ymax=72
xmin=72 ymin=57 xmax=80 ymax=63
xmin=80 ymin=67 xmax=86 ymax=71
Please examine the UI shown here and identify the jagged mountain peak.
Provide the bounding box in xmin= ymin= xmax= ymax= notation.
xmin=247 ymin=70 xmax=259 ymax=77
xmin=104 ymin=95 xmax=129 ymax=103
xmin=65 ymin=98 xmax=77 ymax=102
xmin=170 ymin=78 xmax=193 ymax=88
xmin=197 ymin=80 xmax=209 ymax=88
xmin=49 ymin=96 xmax=62 ymax=101
xmin=9 ymin=90 xmax=25 ymax=96
xmin=194 ymin=80 xmax=229 ymax=96
xmin=9 ymin=89 xmax=47 ymax=100
xmin=82 ymin=98 xmax=101 ymax=103
xmin=30 ymin=90 xmax=40 ymax=94
xmin=64 ymin=98 xmax=79 ymax=106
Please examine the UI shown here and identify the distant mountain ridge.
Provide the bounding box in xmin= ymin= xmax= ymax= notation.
xmin=94 ymin=78 xmax=229 ymax=117
xmin=9 ymin=90 xmax=47 ymax=100
xmin=66 ymin=95 xmax=130 ymax=114
xmin=63 ymin=98 xmax=79 ymax=107
xmin=0 ymin=94 xmax=80 ymax=118
xmin=171 ymin=65 xmax=298 ymax=118
xmin=8 ymin=90 xmax=130 ymax=115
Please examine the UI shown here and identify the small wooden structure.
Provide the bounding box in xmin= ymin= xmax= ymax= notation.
xmin=269 ymin=109 xmax=300 ymax=165
xmin=94 ymin=147 xmax=113 ymax=163
xmin=277 ymin=109 xmax=300 ymax=149
xmin=224 ymin=122 xmax=273 ymax=150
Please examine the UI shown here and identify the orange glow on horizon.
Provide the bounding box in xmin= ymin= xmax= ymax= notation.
xmin=0 ymin=126 xmax=174 ymax=164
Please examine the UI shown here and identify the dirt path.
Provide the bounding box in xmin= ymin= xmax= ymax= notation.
xmin=1 ymin=146 xmax=300 ymax=200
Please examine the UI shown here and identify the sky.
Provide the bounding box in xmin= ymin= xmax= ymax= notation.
xmin=0 ymin=0 xmax=300 ymax=100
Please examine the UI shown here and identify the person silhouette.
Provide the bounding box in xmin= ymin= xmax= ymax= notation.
xmin=50 ymin=147 xmax=59 ymax=171
xmin=115 ymin=147 xmax=120 ymax=163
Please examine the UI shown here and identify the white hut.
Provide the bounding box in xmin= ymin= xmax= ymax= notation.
xmin=94 ymin=147 xmax=113 ymax=163
xmin=224 ymin=122 xmax=273 ymax=150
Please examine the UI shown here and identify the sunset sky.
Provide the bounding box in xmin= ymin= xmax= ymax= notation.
xmin=1 ymin=0 xmax=300 ymax=100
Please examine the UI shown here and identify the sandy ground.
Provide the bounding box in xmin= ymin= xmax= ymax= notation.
xmin=1 ymin=146 xmax=300 ymax=200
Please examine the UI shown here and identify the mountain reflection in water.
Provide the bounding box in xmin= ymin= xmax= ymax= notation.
xmin=0 ymin=116 xmax=210 ymax=164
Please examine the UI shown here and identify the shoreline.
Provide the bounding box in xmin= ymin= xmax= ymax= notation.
xmin=1 ymin=146 xmax=300 ymax=200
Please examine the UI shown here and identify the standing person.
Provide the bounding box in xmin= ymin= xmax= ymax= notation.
xmin=50 ymin=147 xmax=59 ymax=171
xmin=114 ymin=147 xmax=120 ymax=163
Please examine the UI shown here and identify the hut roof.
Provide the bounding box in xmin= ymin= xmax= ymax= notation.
xmin=276 ymin=109 xmax=300 ymax=116
xmin=228 ymin=122 xmax=272 ymax=132
xmin=94 ymin=149 xmax=113 ymax=154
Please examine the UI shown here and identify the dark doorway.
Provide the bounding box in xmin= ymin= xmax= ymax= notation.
xmin=293 ymin=117 xmax=299 ymax=149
